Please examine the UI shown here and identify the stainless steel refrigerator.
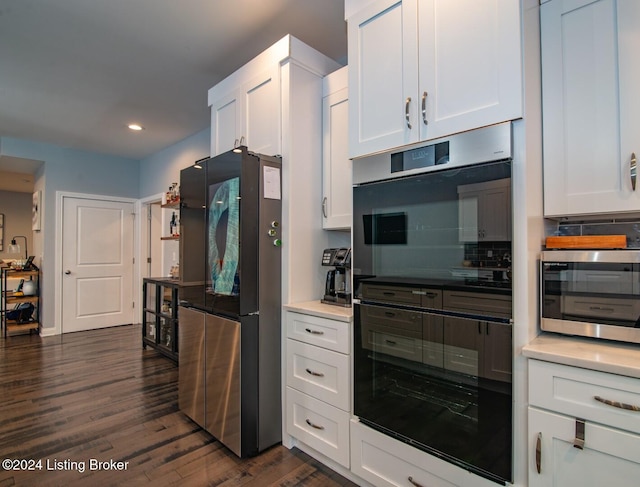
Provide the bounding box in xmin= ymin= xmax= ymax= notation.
xmin=178 ymin=147 xmax=282 ymax=457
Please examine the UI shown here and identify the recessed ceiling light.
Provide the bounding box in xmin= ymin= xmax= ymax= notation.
xmin=128 ymin=124 xmax=144 ymax=131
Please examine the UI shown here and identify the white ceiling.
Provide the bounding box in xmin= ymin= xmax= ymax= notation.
xmin=0 ymin=0 xmax=347 ymax=166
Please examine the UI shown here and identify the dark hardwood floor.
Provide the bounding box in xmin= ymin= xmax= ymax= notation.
xmin=0 ymin=325 xmax=358 ymax=487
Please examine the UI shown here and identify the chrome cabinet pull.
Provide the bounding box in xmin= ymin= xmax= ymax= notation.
xmin=594 ymin=395 xmax=640 ymax=411
xmin=305 ymin=368 xmax=324 ymax=377
xmin=421 ymin=91 xmax=428 ymax=125
xmin=322 ymin=197 xmax=328 ymax=218
xmin=631 ymin=152 xmax=637 ymax=191
xmin=535 ymin=432 xmax=542 ymax=474
xmin=408 ymin=476 xmax=424 ymax=487
xmin=304 ymin=328 xmax=324 ymax=335
xmin=305 ymin=419 xmax=325 ymax=430
xmin=405 ymin=97 xmax=412 ymax=129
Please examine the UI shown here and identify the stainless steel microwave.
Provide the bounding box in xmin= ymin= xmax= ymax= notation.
xmin=541 ymin=250 xmax=640 ymax=344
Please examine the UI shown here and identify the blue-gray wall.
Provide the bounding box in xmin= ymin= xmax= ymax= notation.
xmin=0 ymin=128 xmax=210 ymax=332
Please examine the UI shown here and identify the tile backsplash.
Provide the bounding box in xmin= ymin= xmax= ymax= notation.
xmin=464 ymin=242 xmax=512 ymax=268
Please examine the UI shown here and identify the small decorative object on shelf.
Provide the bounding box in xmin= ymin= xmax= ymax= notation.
xmin=165 ymin=182 xmax=180 ymax=206
xmin=142 ymin=277 xmax=179 ymax=361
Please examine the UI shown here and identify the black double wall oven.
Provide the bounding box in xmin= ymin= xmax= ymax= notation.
xmin=352 ymin=123 xmax=514 ymax=484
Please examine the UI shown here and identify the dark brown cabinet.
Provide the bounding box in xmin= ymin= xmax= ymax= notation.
xmin=1 ymin=267 xmax=39 ymax=337
xmin=142 ymin=277 xmax=179 ymax=361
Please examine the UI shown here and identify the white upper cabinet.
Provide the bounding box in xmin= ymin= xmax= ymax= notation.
xmin=541 ymin=0 xmax=640 ymax=218
xmin=322 ymin=67 xmax=352 ymax=230
xmin=210 ymin=66 xmax=280 ymax=157
xmin=348 ymin=0 xmax=522 ymax=159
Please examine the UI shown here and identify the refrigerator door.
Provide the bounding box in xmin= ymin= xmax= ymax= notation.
xmin=178 ymin=306 xmax=205 ymax=428
xmin=205 ymin=312 xmax=241 ymax=456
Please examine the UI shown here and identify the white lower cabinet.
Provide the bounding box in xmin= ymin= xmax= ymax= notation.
xmin=350 ymin=420 xmax=497 ymax=487
xmin=284 ymin=309 xmax=352 ymax=468
xmin=528 ymin=359 xmax=640 ymax=486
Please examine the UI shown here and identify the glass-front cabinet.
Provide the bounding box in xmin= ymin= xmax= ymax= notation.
xmin=142 ymin=277 xmax=179 ymax=361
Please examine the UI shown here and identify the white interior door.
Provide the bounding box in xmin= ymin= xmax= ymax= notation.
xmin=62 ymin=196 xmax=135 ymax=333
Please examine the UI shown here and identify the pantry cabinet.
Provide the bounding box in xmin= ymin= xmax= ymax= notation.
xmin=528 ymin=359 xmax=640 ymax=486
xmin=209 ymin=65 xmax=280 ymax=157
xmin=347 ymin=0 xmax=522 ymax=159
xmin=541 ymin=0 xmax=640 ymax=218
xmin=322 ymin=67 xmax=352 ymax=230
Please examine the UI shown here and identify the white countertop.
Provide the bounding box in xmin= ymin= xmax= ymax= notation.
xmin=523 ymin=333 xmax=640 ymax=379
xmin=283 ymin=300 xmax=353 ymax=322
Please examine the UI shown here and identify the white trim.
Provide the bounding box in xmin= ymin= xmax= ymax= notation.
xmin=55 ymin=191 xmax=138 ymax=336
xmin=136 ymin=193 xmax=164 ymax=316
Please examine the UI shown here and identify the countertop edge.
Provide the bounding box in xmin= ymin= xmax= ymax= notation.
xmin=523 ymin=333 xmax=640 ymax=379
xmin=283 ymin=300 xmax=353 ymax=322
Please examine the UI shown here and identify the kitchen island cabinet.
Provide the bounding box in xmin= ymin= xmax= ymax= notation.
xmin=541 ymin=0 xmax=640 ymax=218
xmin=347 ymin=0 xmax=522 ymax=159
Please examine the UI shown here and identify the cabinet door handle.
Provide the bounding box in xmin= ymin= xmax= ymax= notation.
xmin=631 ymin=152 xmax=637 ymax=191
xmin=405 ymin=97 xmax=412 ymax=129
xmin=305 ymin=368 xmax=325 ymax=377
xmin=421 ymin=91 xmax=428 ymax=125
xmin=535 ymin=432 xmax=542 ymax=474
xmin=408 ymin=476 xmax=424 ymax=487
xmin=589 ymin=306 xmax=614 ymax=312
xmin=304 ymin=328 xmax=324 ymax=335
xmin=305 ymin=419 xmax=325 ymax=430
xmin=322 ymin=197 xmax=328 ymax=218
xmin=594 ymin=395 xmax=640 ymax=411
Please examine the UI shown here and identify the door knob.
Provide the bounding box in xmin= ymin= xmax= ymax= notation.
xmin=65 ymin=270 xmax=71 ymax=275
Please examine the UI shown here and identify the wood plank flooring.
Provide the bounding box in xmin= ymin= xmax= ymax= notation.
xmin=0 ymin=325 xmax=358 ymax=487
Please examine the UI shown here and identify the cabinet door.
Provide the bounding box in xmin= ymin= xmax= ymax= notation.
xmin=242 ymin=66 xmax=281 ymax=156
xmin=528 ymin=407 xmax=640 ymax=487
xmin=418 ymin=0 xmax=522 ymax=141
xmin=210 ymin=89 xmax=242 ymax=156
xmin=542 ymin=0 xmax=640 ymax=217
xmin=443 ymin=316 xmax=479 ymax=376
xmin=348 ymin=0 xmax=419 ymax=158
xmin=480 ymin=185 xmax=511 ymax=241
xmin=481 ymin=322 xmax=512 ymax=383
xmin=322 ymin=87 xmax=352 ymax=230
xmin=458 ymin=191 xmax=479 ymax=242
xmin=209 ymin=66 xmax=280 ymax=157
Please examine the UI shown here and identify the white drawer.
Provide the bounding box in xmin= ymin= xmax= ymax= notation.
xmin=286 ymin=339 xmax=350 ymax=410
xmin=350 ymin=420 xmax=496 ymax=487
xmin=286 ymin=311 xmax=350 ymax=353
xmin=286 ymin=387 xmax=350 ymax=468
xmin=529 ymin=360 xmax=640 ymax=435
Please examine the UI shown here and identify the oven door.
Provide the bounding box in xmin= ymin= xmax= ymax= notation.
xmin=353 ymin=302 xmax=513 ymax=484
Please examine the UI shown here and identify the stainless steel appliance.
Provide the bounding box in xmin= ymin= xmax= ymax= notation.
xmin=178 ymin=147 xmax=282 ymax=458
xmin=321 ymin=247 xmax=351 ymax=306
xmin=352 ymin=123 xmax=513 ymax=485
xmin=541 ymin=250 xmax=640 ymax=344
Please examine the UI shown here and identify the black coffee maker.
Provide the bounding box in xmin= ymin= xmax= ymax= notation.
xmin=321 ymin=248 xmax=351 ymax=307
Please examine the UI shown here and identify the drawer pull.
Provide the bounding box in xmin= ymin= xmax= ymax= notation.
xmin=573 ymin=418 xmax=585 ymax=450
xmin=305 ymin=419 xmax=325 ymax=430
xmin=594 ymin=395 xmax=640 ymax=411
xmin=425 ymin=292 xmax=438 ymax=298
xmin=383 ymin=291 xmax=396 ymax=296
xmin=408 ymin=476 xmax=424 ymax=487
xmin=384 ymin=311 xmax=396 ymax=317
xmin=305 ymin=368 xmax=325 ymax=378
xmin=589 ymin=306 xmax=614 ymax=312
xmin=385 ymin=339 xmax=397 ymax=346
xmin=304 ymin=328 xmax=324 ymax=336
xmin=535 ymin=432 xmax=542 ymax=474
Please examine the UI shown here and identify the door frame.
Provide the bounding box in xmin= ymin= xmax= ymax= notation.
xmin=54 ymin=191 xmax=139 ymax=336
xmin=136 ymin=192 xmax=164 ymax=315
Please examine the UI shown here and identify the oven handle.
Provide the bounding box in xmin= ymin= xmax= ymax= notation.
xmin=408 ymin=476 xmax=424 ymax=487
